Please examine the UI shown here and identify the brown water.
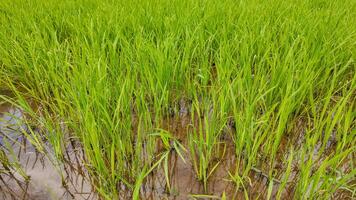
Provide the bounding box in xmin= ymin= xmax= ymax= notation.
xmin=0 ymin=98 xmax=353 ymax=199
xmin=137 ymin=114 xmax=292 ymax=200
xmin=136 ymin=111 xmax=354 ymax=199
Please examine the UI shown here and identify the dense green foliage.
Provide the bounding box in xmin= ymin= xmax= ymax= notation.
xmin=0 ymin=0 xmax=355 ymax=199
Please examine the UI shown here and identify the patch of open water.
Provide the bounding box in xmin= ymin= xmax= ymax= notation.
xmin=0 ymin=103 xmax=93 ymax=200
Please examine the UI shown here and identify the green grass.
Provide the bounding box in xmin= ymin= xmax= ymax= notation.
xmin=0 ymin=0 xmax=355 ymax=199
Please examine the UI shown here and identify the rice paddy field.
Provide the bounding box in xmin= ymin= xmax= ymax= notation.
xmin=0 ymin=0 xmax=355 ymax=199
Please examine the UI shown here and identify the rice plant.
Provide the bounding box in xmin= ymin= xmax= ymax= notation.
xmin=0 ymin=0 xmax=355 ymax=199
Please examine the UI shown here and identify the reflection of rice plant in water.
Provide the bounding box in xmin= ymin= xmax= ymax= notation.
xmin=0 ymin=0 xmax=355 ymax=199
xmin=0 ymin=103 xmax=93 ymax=199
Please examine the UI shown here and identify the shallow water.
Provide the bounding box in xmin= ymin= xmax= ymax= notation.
xmin=0 ymin=103 xmax=93 ymax=200
xmin=0 ymin=99 xmax=353 ymax=199
xmin=138 ymin=115 xmax=289 ymax=200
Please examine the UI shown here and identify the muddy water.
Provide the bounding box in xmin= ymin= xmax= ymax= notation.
xmin=0 ymin=95 xmax=297 ymax=199
xmin=0 ymin=103 xmax=93 ymax=200
xmin=1 ymin=98 xmax=353 ymax=199
xmin=139 ymin=113 xmax=353 ymax=199
xmin=139 ymin=115 xmax=289 ymax=200
xmin=141 ymin=115 xmax=235 ymax=199
xmin=142 ymin=147 xmax=240 ymax=200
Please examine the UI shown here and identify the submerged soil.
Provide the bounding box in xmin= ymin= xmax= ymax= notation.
xmin=139 ymin=115 xmax=290 ymax=200
xmin=0 ymin=100 xmax=353 ymax=199
xmin=0 ymin=103 xmax=290 ymax=200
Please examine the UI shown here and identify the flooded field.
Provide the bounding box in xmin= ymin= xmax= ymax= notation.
xmin=1 ymin=0 xmax=356 ymax=199
xmin=0 ymin=104 xmax=93 ymax=200
xmin=1 ymin=101 xmax=354 ymax=199
xmin=1 ymin=105 xmax=286 ymax=200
